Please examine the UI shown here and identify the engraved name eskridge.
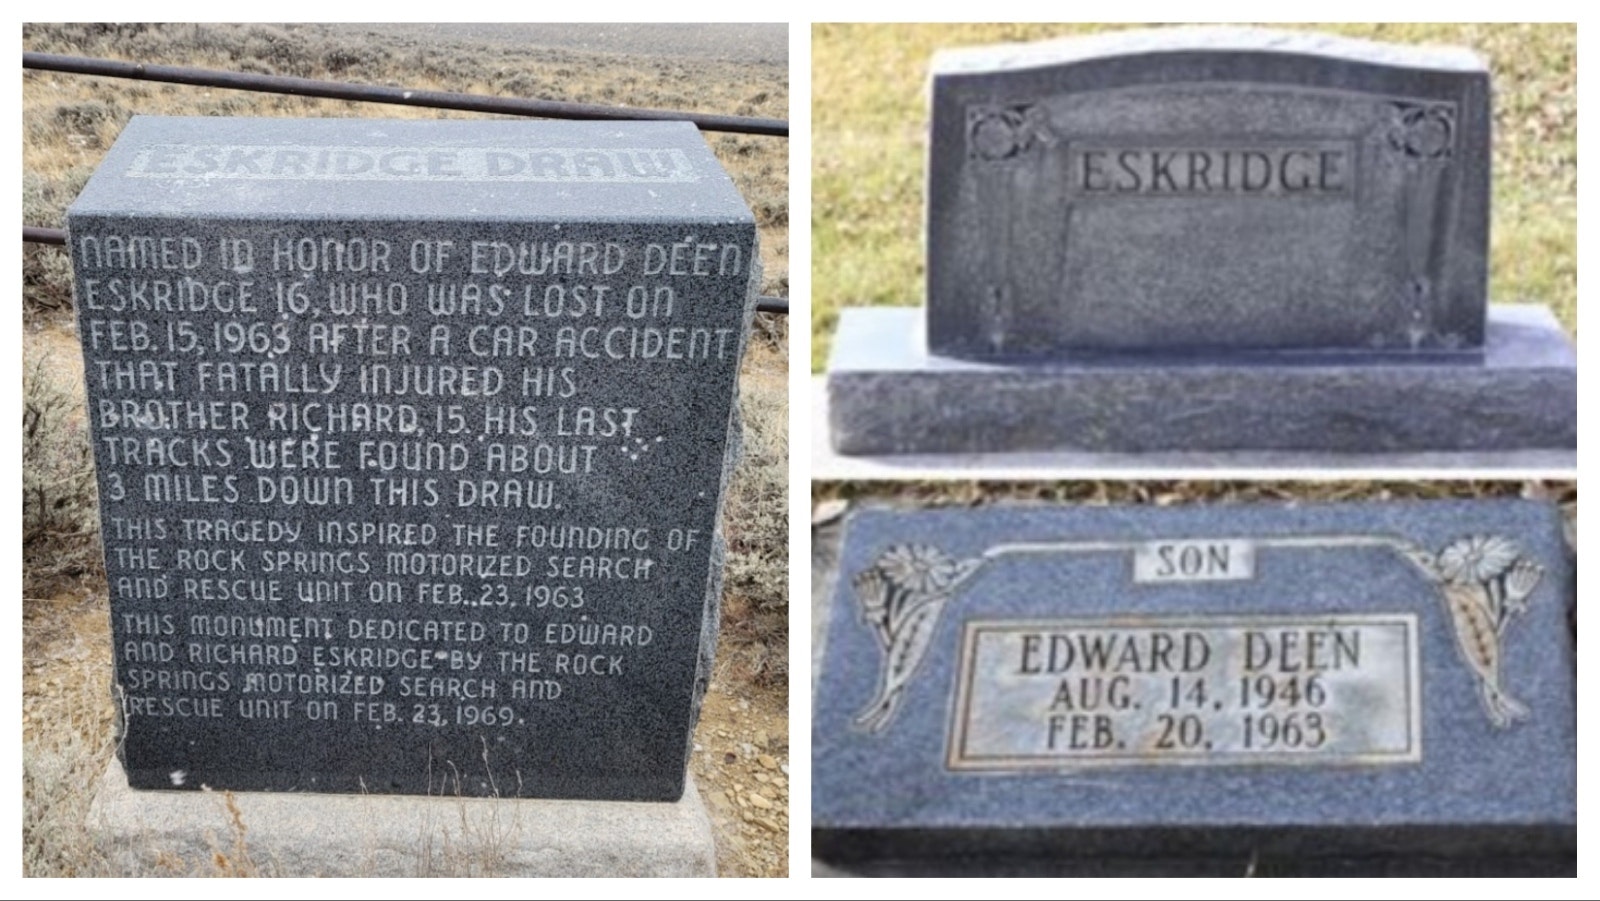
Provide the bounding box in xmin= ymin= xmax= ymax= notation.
xmin=850 ymin=534 xmax=1541 ymax=738
xmin=1075 ymin=145 xmax=1351 ymax=195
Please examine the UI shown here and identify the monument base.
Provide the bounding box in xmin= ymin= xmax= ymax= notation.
xmin=87 ymin=759 xmax=716 ymax=877
xmin=826 ymin=304 xmax=1575 ymax=459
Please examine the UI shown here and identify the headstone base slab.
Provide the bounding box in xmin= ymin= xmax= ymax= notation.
xmin=811 ymin=378 xmax=1576 ymax=475
xmin=827 ymin=305 xmax=1574 ymax=456
xmin=86 ymin=758 xmax=716 ymax=877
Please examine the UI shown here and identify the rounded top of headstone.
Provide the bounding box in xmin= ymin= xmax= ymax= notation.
xmin=931 ymin=26 xmax=1486 ymax=77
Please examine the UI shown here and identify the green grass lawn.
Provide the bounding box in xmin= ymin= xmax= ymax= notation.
xmin=811 ymin=23 xmax=1576 ymax=371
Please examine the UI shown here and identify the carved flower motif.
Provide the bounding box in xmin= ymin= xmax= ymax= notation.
xmin=1503 ymin=558 xmax=1542 ymax=616
xmin=969 ymin=104 xmax=1051 ymax=161
xmin=1388 ymin=104 xmax=1454 ymax=159
xmin=970 ymin=111 xmax=1021 ymax=161
xmin=877 ymin=544 xmax=964 ymax=596
xmin=853 ymin=567 xmax=890 ymax=625
xmin=1437 ymin=535 xmax=1520 ymax=584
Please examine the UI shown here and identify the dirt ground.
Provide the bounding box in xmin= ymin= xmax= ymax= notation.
xmin=333 ymin=23 xmax=787 ymax=65
xmin=691 ymin=675 xmax=790 ymax=876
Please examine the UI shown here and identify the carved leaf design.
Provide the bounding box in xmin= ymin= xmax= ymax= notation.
xmin=851 ymin=544 xmax=985 ymax=733
xmin=1404 ymin=534 xmax=1540 ymax=729
xmin=1440 ymin=580 xmax=1500 ymax=686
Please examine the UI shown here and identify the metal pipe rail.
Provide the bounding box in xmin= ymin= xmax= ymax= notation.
xmin=23 ymin=52 xmax=789 ymax=137
xmin=23 ymin=226 xmax=787 ymax=314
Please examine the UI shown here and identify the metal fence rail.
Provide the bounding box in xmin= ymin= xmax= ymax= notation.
xmin=23 ymin=53 xmax=788 ymax=137
xmin=23 ymin=51 xmax=789 ymax=315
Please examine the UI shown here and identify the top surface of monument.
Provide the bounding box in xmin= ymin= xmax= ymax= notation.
xmin=925 ymin=27 xmax=1491 ymax=359
xmin=70 ymin=116 xmax=752 ymax=223
xmin=932 ymin=27 xmax=1485 ymax=74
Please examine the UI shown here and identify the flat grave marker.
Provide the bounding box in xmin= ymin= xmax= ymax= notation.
xmin=811 ymin=501 xmax=1576 ymax=875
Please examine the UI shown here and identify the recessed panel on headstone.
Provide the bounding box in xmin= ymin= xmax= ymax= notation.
xmin=927 ymin=28 xmax=1491 ymax=358
xmin=812 ymin=502 xmax=1575 ymax=875
xmin=70 ymin=116 xmax=757 ymax=800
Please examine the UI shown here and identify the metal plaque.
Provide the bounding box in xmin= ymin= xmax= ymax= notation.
xmin=947 ymin=614 xmax=1421 ymax=770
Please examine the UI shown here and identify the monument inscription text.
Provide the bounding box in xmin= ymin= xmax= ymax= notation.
xmin=948 ymin=615 xmax=1420 ymax=770
xmin=1072 ymin=142 xmax=1352 ymax=196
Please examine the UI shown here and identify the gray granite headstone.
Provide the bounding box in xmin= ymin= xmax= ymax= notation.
xmin=928 ymin=28 xmax=1490 ymax=358
xmin=812 ymin=501 xmax=1575 ymax=875
xmin=69 ymin=116 xmax=758 ymax=801
xmin=825 ymin=28 xmax=1576 ymax=459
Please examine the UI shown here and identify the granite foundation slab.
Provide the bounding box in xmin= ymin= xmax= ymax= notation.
xmin=88 ymin=758 xmax=715 ymax=876
xmin=811 ymin=379 xmax=1576 ymax=476
xmin=811 ymin=501 xmax=1575 ymax=876
xmin=827 ymin=305 xmax=1574 ymax=457
xmin=812 ymin=380 xmax=1574 ymax=480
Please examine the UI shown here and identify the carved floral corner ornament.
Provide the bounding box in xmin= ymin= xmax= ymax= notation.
xmin=850 ymin=544 xmax=982 ymax=732
xmin=1385 ymin=101 xmax=1456 ymax=160
xmin=1380 ymin=99 xmax=1459 ymax=347
xmin=966 ymin=104 xmax=1054 ymax=162
xmin=1397 ymin=535 xmax=1543 ymax=729
xmin=850 ymin=535 xmax=1542 ymax=734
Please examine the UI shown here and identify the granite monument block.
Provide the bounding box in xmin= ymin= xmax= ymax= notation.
xmin=70 ymin=116 xmax=758 ymax=801
xmin=824 ymin=28 xmax=1576 ymax=459
xmin=928 ymin=29 xmax=1490 ymax=358
xmin=812 ymin=501 xmax=1576 ymax=875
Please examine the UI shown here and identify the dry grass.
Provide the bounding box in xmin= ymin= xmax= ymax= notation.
xmin=22 ymin=22 xmax=788 ymax=877
xmin=22 ymin=570 xmax=115 ymax=877
xmin=22 ymin=343 xmax=98 ymax=547
xmin=723 ymin=343 xmax=790 ymax=688
xmin=812 ymin=479 xmax=1577 ymax=512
